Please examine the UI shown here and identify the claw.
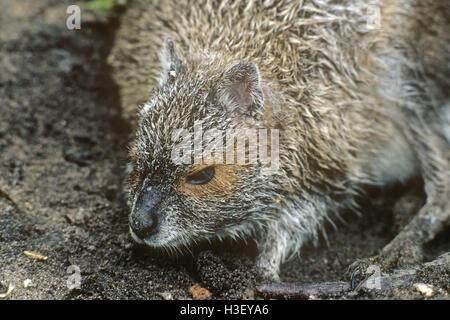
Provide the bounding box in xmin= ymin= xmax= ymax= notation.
xmin=350 ymin=276 xmax=358 ymax=290
xmin=346 ymin=258 xmax=378 ymax=290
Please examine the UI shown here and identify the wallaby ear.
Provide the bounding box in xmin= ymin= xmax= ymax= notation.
xmin=159 ymin=38 xmax=186 ymax=85
xmin=217 ymin=61 xmax=264 ymax=119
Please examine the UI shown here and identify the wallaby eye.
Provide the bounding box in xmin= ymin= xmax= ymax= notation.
xmin=185 ymin=166 xmax=215 ymax=185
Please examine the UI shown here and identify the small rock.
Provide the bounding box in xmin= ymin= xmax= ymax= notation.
xmin=156 ymin=291 xmax=173 ymax=300
xmin=242 ymin=288 xmax=255 ymax=300
xmin=23 ymin=279 xmax=34 ymax=288
xmin=413 ymin=283 xmax=434 ymax=298
xmin=23 ymin=202 xmax=32 ymax=210
xmin=189 ymin=283 xmax=212 ymax=300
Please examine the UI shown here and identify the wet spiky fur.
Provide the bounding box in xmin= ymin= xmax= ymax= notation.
xmin=109 ymin=0 xmax=450 ymax=279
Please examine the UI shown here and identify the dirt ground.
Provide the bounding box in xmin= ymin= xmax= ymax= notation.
xmin=0 ymin=0 xmax=448 ymax=300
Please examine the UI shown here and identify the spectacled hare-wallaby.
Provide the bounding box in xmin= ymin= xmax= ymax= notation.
xmin=108 ymin=0 xmax=450 ymax=281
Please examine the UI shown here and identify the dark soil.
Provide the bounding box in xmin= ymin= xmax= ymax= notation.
xmin=0 ymin=0 xmax=448 ymax=300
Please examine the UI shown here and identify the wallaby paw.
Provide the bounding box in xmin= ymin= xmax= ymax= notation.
xmin=255 ymin=260 xmax=281 ymax=283
xmin=346 ymin=239 xmax=423 ymax=290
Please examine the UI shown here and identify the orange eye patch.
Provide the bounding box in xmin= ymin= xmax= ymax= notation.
xmin=176 ymin=164 xmax=241 ymax=198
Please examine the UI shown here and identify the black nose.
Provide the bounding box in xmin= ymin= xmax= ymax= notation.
xmin=130 ymin=186 xmax=163 ymax=240
xmin=130 ymin=211 xmax=159 ymax=239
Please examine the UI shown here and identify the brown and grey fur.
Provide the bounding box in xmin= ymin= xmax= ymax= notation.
xmin=108 ymin=0 xmax=450 ymax=280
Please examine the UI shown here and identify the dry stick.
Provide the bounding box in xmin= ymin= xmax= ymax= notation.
xmin=257 ymin=281 xmax=350 ymax=299
xmin=256 ymin=253 xmax=449 ymax=299
xmin=0 ymin=189 xmax=15 ymax=205
xmin=0 ymin=283 xmax=14 ymax=299
xmin=0 ymin=189 xmax=23 ymax=212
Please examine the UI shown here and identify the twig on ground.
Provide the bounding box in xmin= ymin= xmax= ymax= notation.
xmin=256 ymin=253 xmax=449 ymax=299
xmin=0 ymin=189 xmax=16 ymax=206
xmin=0 ymin=283 xmax=15 ymax=299
xmin=24 ymin=251 xmax=48 ymax=261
